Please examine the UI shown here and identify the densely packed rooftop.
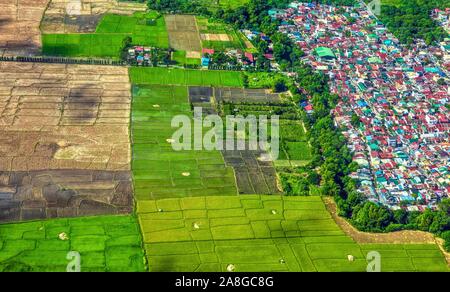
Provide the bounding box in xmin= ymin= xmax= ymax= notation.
xmin=273 ymin=2 xmax=449 ymax=210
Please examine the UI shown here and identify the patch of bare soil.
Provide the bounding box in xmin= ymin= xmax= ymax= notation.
xmin=0 ymin=61 xmax=133 ymax=222
xmin=201 ymin=33 xmax=231 ymax=41
xmin=0 ymin=0 xmax=50 ymax=56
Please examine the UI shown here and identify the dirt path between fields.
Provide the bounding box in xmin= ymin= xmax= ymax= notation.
xmin=323 ymin=196 xmax=450 ymax=265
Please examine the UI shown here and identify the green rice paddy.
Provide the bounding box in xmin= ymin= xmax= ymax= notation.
xmin=141 ymin=195 xmax=449 ymax=272
xmin=42 ymin=12 xmax=168 ymax=58
xmin=2 ymin=195 xmax=446 ymax=272
xmin=0 ymin=215 xmax=146 ymax=272
xmin=131 ymin=84 xmax=238 ymax=200
xmin=221 ymin=103 xmax=312 ymax=164
xmin=129 ymin=67 xmax=244 ymax=87
xmin=96 ymin=12 xmax=168 ymax=47
xmin=42 ymin=34 xmax=127 ymax=58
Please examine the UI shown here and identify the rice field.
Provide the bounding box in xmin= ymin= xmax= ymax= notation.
xmin=129 ymin=67 xmax=244 ymax=87
xmin=172 ymin=51 xmax=201 ymax=65
xmin=196 ymin=16 xmax=248 ymax=51
xmin=131 ymin=85 xmax=238 ymax=200
xmin=96 ymin=12 xmax=169 ymax=47
xmin=141 ymin=195 xmax=449 ymax=272
xmin=0 ymin=215 xmax=146 ymax=272
xmin=1 ymin=195 xmax=447 ymax=272
xmin=42 ymin=12 xmax=169 ymax=58
xmin=42 ymin=34 xmax=126 ymax=58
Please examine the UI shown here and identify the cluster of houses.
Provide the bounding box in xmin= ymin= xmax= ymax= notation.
xmin=199 ymin=29 xmax=279 ymax=69
xmin=127 ymin=46 xmax=153 ymax=66
xmin=432 ymin=8 xmax=450 ymax=34
xmin=201 ymin=47 xmax=256 ymax=68
xmin=241 ymin=29 xmax=275 ymax=62
xmin=431 ymin=8 xmax=450 ymax=74
xmin=272 ymin=2 xmax=449 ymax=210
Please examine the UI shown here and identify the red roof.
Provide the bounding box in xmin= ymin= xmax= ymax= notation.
xmin=202 ymin=48 xmax=215 ymax=55
xmin=244 ymin=52 xmax=254 ymax=63
xmin=304 ymin=104 xmax=313 ymax=111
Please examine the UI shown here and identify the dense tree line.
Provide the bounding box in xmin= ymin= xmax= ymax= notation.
xmin=378 ymin=0 xmax=448 ymax=45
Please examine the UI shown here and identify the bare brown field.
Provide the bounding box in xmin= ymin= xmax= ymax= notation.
xmin=41 ymin=0 xmax=147 ymax=33
xmin=324 ymin=196 xmax=450 ymax=265
xmin=201 ymin=33 xmax=231 ymax=41
xmin=186 ymin=51 xmax=201 ymax=58
xmin=165 ymin=14 xmax=202 ymax=52
xmin=0 ymin=0 xmax=50 ymax=56
xmin=0 ymin=61 xmax=133 ymax=222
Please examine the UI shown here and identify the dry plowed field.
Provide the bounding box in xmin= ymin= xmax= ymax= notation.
xmin=0 ymin=62 xmax=133 ymax=222
xmin=41 ymin=0 xmax=147 ymax=33
xmin=0 ymin=0 xmax=49 ymax=56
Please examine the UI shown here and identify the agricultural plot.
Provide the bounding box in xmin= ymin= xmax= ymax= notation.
xmin=42 ymin=34 xmax=127 ymax=58
xmin=187 ymin=86 xmax=282 ymax=194
xmin=0 ymin=215 xmax=146 ymax=272
xmin=172 ymin=51 xmax=201 ymax=66
xmin=96 ymin=12 xmax=169 ymax=47
xmin=165 ymin=15 xmax=202 ymax=53
xmin=214 ymin=87 xmax=282 ymax=103
xmin=196 ymin=16 xmax=249 ymax=51
xmin=41 ymin=0 xmax=147 ymax=33
xmin=43 ymin=15 xmax=104 ymax=34
xmin=217 ymin=0 xmax=250 ymax=8
xmin=188 ymin=86 xmax=282 ymax=105
xmin=220 ymin=102 xmax=312 ymax=164
xmin=42 ymin=12 xmax=169 ymax=58
xmin=0 ymin=62 xmax=133 ymax=222
xmin=140 ymin=195 xmax=449 ymax=272
xmin=0 ymin=0 xmax=49 ymax=56
xmin=130 ymin=67 xmax=244 ymax=87
xmin=131 ymin=85 xmax=238 ymax=200
xmin=221 ymin=150 xmax=282 ymax=195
